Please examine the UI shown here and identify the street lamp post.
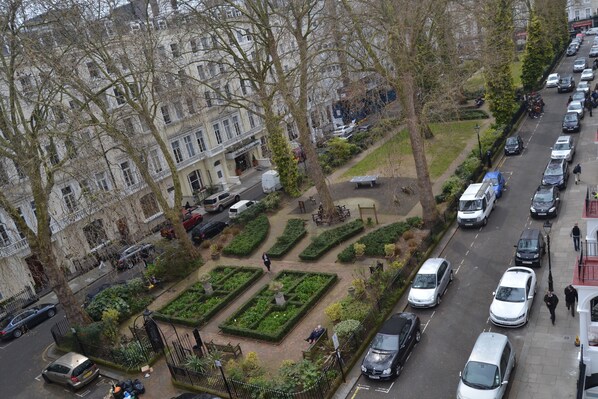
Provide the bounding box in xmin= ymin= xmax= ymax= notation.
xmin=543 ymin=220 xmax=554 ymax=292
xmin=475 ymin=124 xmax=482 ymax=161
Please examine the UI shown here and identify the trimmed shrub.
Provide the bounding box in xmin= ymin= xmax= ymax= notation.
xmin=234 ymin=202 xmax=267 ymax=226
xmin=224 ymin=214 xmax=270 ymax=256
xmin=334 ymin=319 xmax=362 ymax=341
xmin=337 ymin=221 xmax=412 ymax=263
xmin=299 ymin=220 xmax=364 ymax=261
xmin=86 ymin=278 xmax=152 ymax=321
xmin=267 ymin=219 xmax=307 ymax=258
xmin=147 ymin=240 xmax=203 ymax=281
xmin=261 ymin=192 xmax=282 ymax=211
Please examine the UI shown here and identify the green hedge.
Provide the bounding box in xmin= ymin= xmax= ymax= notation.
xmin=337 ymin=217 xmax=422 ymax=263
xmin=219 ymin=271 xmax=337 ymax=341
xmin=267 ymin=219 xmax=307 ymax=258
xmin=86 ymin=278 xmax=153 ymax=321
xmin=223 ymin=214 xmax=270 ymax=256
xmin=153 ymin=266 xmax=263 ymax=327
xmin=299 ymin=219 xmax=364 ymax=261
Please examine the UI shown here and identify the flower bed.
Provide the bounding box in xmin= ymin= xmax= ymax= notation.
xmin=337 ymin=217 xmax=422 ymax=263
xmin=267 ymin=219 xmax=306 ymax=258
xmin=298 ymin=219 xmax=364 ymax=261
xmin=223 ymin=214 xmax=270 ymax=256
xmin=220 ymin=271 xmax=337 ymax=341
xmin=153 ymin=266 xmax=263 ymax=327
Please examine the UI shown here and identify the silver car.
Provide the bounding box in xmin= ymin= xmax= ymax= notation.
xmin=42 ymin=352 xmax=100 ymax=390
xmin=407 ymin=257 xmax=453 ymax=307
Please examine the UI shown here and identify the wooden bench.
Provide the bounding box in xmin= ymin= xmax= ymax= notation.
xmin=302 ymin=328 xmax=328 ymax=360
xmin=206 ymin=340 xmax=243 ymax=359
xmin=350 ymin=175 xmax=379 ymax=188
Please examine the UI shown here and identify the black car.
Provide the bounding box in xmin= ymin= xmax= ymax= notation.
xmin=116 ymin=243 xmax=155 ymax=271
xmin=361 ymin=312 xmax=421 ymax=380
xmin=567 ymin=45 xmax=578 ymax=56
xmin=530 ymin=185 xmax=560 ymax=218
xmin=541 ymin=158 xmax=569 ymax=189
xmin=562 ymin=112 xmax=581 ymax=133
xmin=0 ymin=303 xmax=57 ymax=340
xmin=504 ymin=135 xmax=524 ymax=155
xmin=557 ymin=76 xmax=576 ymax=93
xmin=191 ymin=221 xmax=228 ymax=244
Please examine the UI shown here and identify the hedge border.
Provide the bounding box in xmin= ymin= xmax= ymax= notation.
xmin=219 ymin=271 xmax=338 ymax=342
xmin=299 ymin=220 xmax=364 ymax=261
xmin=266 ymin=219 xmax=307 ymax=258
xmin=152 ymin=266 xmax=263 ymax=327
xmin=223 ymin=214 xmax=270 ymax=256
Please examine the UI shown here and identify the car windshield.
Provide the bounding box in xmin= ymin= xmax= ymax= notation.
xmin=506 ymin=137 xmax=518 ymax=145
xmin=203 ymin=198 xmax=217 ymax=205
xmin=413 ymin=274 xmax=436 ymax=289
xmin=371 ymin=333 xmax=399 ymax=351
xmin=573 ymin=92 xmax=585 ymax=100
xmin=554 ymin=143 xmax=570 ymax=151
xmin=72 ymin=359 xmax=94 ymax=377
xmin=459 ymin=199 xmax=482 ymax=211
xmin=518 ymin=239 xmax=539 ymax=251
xmin=569 ymin=103 xmax=582 ymax=111
xmin=564 ymin=113 xmax=578 ymax=121
xmin=534 ymin=190 xmax=553 ymax=202
xmin=462 ymin=361 xmax=500 ymax=390
xmin=544 ymin=164 xmax=563 ymax=176
xmin=495 ymin=286 xmax=526 ymax=302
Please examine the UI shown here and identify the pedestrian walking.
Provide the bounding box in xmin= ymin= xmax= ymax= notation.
xmin=262 ymin=252 xmax=271 ymax=272
xmin=587 ymin=99 xmax=594 ymax=116
xmin=567 ymin=95 xmax=573 ymax=106
xmin=564 ymin=285 xmax=578 ymax=317
xmin=544 ymin=290 xmax=559 ymax=325
xmin=571 ymin=222 xmax=581 ymax=251
xmin=573 ymin=163 xmax=582 ymax=184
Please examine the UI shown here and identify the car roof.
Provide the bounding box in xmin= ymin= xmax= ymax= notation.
xmin=52 ymin=352 xmax=90 ymax=369
xmin=555 ymin=136 xmax=572 ymax=143
xmin=469 ymin=332 xmax=509 ymax=365
xmin=583 ymin=69 xmax=593 ymax=73
xmin=204 ymin=191 xmax=229 ymax=200
xmin=418 ymin=258 xmax=446 ymax=274
xmin=231 ymin=200 xmax=252 ymax=207
xmin=483 ymin=171 xmax=501 ymax=180
xmin=519 ymin=228 xmax=541 ymax=240
xmin=379 ymin=313 xmax=411 ymax=335
xmin=500 ymin=267 xmax=534 ymax=288
xmin=548 ymin=73 xmax=559 ymax=78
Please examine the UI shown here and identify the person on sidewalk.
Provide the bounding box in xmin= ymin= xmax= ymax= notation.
xmin=564 ymin=285 xmax=578 ymax=317
xmin=571 ymin=223 xmax=581 ymax=251
xmin=262 ymin=252 xmax=271 ymax=272
xmin=485 ymin=150 xmax=492 ymax=168
xmin=573 ymin=163 xmax=582 ymax=184
xmin=544 ymin=290 xmax=559 ymax=325
xmin=587 ymin=99 xmax=594 ymax=117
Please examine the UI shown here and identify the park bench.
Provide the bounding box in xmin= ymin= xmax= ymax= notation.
xmin=350 ymin=175 xmax=379 ymax=188
xmin=302 ymin=328 xmax=328 ymax=360
xmin=206 ymin=340 xmax=243 ymax=359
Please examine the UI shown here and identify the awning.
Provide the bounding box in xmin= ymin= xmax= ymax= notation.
xmin=225 ymin=140 xmax=260 ymax=160
xmin=572 ymin=20 xmax=593 ymax=29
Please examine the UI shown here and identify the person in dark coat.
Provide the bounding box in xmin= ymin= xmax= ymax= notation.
xmin=544 ymin=290 xmax=559 ymax=325
xmin=262 ymin=252 xmax=271 ymax=272
xmin=571 ymin=223 xmax=581 ymax=251
xmin=564 ymin=285 xmax=578 ymax=317
xmin=587 ymin=99 xmax=594 ymax=116
xmin=573 ymin=163 xmax=582 ymax=184
xmin=485 ymin=150 xmax=492 ymax=168
xmin=305 ymin=325 xmax=325 ymax=344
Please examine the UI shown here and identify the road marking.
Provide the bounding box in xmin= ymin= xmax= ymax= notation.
xmin=352 ymin=385 xmax=367 ymax=398
xmin=375 ymin=381 xmax=395 ymax=393
xmin=422 ymin=318 xmax=431 ymax=334
xmin=34 ymin=374 xmax=42 ymax=381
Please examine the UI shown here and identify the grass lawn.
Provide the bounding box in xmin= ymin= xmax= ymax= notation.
xmin=343 ymin=120 xmax=485 ymax=180
xmin=463 ymin=59 xmax=523 ymax=93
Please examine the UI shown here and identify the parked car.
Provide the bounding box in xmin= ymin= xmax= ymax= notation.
xmin=407 ymin=258 xmax=453 ymax=308
xmin=482 ymin=170 xmax=506 ymax=199
xmin=228 ymin=199 xmax=257 ymax=219
xmin=590 ymin=45 xmax=598 ymax=57
xmin=562 ymin=111 xmax=581 ymax=133
xmin=530 ymin=185 xmax=561 ymax=219
xmin=588 ymin=27 xmax=598 ymax=35
xmin=0 ymin=303 xmax=57 ymax=340
xmin=360 ymin=312 xmax=421 ymax=380
xmin=551 ymin=135 xmax=575 ymax=162
xmin=489 ymin=267 xmax=537 ymax=328
xmin=332 ymin=121 xmax=356 ymax=140
xmin=116 ymin=243 xmax=156 ymax=270
xmin=557 ymin=75 xmax=575 ymax=92
xmin=160 ymin=211 xmax=204 ymax=239
xmin=456 ymin=332 xmax=516 ymax=399
xmin=202 ymin=191 xmax=241 ymax=213
xmin=42 ymin=352 xmax=100 ymax=391
xmin=514 ymin=228 xmax=546 ymax=267
xmin=504 ymin=135 xmax=524 ymax=155
xmin=541 ymin=158 xmax=569 ymax=189
xmin=545 ymin=73 xmax=560 ymax=88
xmin=577 ymin=80 xmax=591 ymax=94
xmin=567 ymin=100 xmax=585 ymax=118
xmin=574 ymin=57 xmax=588 ymax=72
xmin=572 ymin=90 xmax=587 ymax=106
xmin=191 ymin=221 xmax=229 ymax=244
xmin=582 ymin=68 xmax=595 ymax=81
xmin=566 ymin=45 xmax=578 ymax=56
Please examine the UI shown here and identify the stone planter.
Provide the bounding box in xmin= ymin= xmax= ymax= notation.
xmin=274 ymin=292 xmax=286 ymax=306
xmin=202 ymin=282 xmax=214 ymax=296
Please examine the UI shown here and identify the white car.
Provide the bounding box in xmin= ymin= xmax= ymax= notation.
xmin=577 ymin=81 xmax=591 ymax=94
xmin=332 ymin=120 xmax=356 ymax=139
xmin=546 ymin=73 xmax=560 ymax=88
xmin=581 ymin=68 xmax=595 ymax=81
xmin=489 ymin=267 xmax=536 ymax=328
xmin=588 ymin=27 xmax=598 ymax=35
xmin=408 ymin=257 xmax=453 ymax=308
xmin=567 ymin=100 xmax=585 ymax=118
xmin=590 ymin=46 xmax=598 ymax=57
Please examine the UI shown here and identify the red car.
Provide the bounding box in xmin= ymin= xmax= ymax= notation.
xmin=161 ymin=211 xmax=203 ymax=239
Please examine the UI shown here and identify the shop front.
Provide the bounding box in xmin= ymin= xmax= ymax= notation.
xmin=225 ymin=139 xmax=261 ymax=176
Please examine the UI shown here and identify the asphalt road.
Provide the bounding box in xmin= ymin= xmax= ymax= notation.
xmin=346 ymin=42 xmax=592 ymax=398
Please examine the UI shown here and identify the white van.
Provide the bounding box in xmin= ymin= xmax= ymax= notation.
xmin=228 ymin=200 xmax=256 ymax=219
xmin=262 ymin=170 xmax=282 ymax=193
xmin=457 ymin=182 xmax=496 ymax=228
xmin=456 ymin=332 xmax=515 ymax=399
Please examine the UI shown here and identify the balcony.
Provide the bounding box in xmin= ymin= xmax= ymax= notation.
xmin=573 ymin=242 xmax=598 ymax=286
xmin=0 ymin=238 xmax=30 ymax=258
xmin=584 ymin=186 xmax=598 ymax=219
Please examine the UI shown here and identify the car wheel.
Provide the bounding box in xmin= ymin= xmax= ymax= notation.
xmin=449 ymin=271 xmax=454 ymax=282
xmin=483 ymin=217 xmax=488 ymax=226
xmin=395 ymin=363 xmax=403 ymax=378
xmin=435 ymin=295 xmax=441 ymax=306
xmin=218 ymin=205 xmax=224 ymax=212
xmin=47 ymin=309 xmax=56 ymax=318
xmin=42 ymin=374 xmax=51 ymax=384
xmin=415 ymin=329 xmax=422 ymax=343
xmin=525 ymin=312 xmax=530 ymax=325
xmin=13 ymin=328 xmax=23 ymax=338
